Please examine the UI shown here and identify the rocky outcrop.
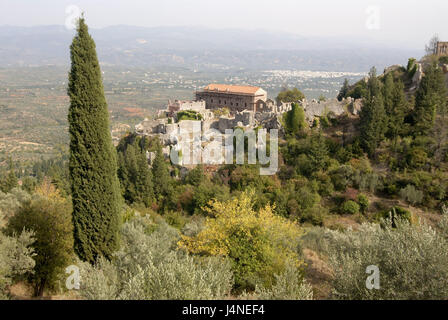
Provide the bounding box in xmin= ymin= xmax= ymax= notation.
xmin=410 ymin=63 xmax=424 ymax=91
xmin=302 ymin=98 xmax=354 ymax=123
xmin=348 ymin=99 xmax=363 ymax=115
xmin=384 ymin=65 xmax=403 ymax=74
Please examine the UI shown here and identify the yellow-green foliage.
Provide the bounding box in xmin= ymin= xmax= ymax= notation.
xmin=179 ymin=191 xmax=304 ymax=291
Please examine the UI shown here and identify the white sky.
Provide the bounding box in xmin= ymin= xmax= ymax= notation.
xmin=1 ymin=0 xmax=446 ymax=49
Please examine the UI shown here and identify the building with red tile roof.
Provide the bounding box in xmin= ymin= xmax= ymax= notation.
xmin=196 ymin=84 xmax=267 ymax=112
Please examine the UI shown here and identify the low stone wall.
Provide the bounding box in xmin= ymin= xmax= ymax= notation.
xmin=302 ymin=98 xmax=355 ymax=122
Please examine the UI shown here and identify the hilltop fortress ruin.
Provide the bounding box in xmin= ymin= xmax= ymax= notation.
xmin=135 ymin=83 xmax=359 ymax=158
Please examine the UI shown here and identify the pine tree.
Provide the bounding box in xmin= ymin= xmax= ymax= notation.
xmin=337 ymin=78 xmax=350 ymax=101
xmin=185 ymin=164 xmax=205 ymax=185
xmin=388 ymin=80 xmax=408 ymax=143
xmin=0 ymin=159 xmax=18 ymax=193
xmin=414 ymin=63 xmax=447 ymax=135
xmin=383 ymin=73 xmax=395 ymax=117
xmin=118 ymin=144 xmax=137 ymax=203
xmin=152 ymin=143 xmax=173 ymax=203
xmin=67 ymin=17 xmax=122 ymax=263
xmin=359 ymin=67 xmax=387 ymax=156
xmin=308 ymin=132 xmax=329 ymax=172
xmin=117 ymin=142 xmax=153 ymax=207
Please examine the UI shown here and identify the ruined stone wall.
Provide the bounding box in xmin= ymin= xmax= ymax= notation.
xmin=218 ymin=116 xmax=235 ymax=133
xmin=135 ymin=118 xmax=168 ymax=135
xmin=168 ymin=100 xmax=206 ymax=113
xmin=235 ymin=111 xmax=255 ymax=127
xmin=201 ymin=119 xmax=219 ymax=132
xmin=302 ymin=98 xmax=361 ymax=123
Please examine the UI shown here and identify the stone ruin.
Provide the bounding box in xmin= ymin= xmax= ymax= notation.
xmin=134 ymin=96 xmax=361 ymax=158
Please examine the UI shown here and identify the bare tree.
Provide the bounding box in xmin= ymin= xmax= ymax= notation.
xmin=425 ymin=34 xmax=440 ymax=56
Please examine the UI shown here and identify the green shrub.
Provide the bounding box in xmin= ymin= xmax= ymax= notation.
xmin=407 ymin=58 xmax=418 ymax=78
xmin=353 ymin=171 xmax=382 ymax=193
xmin=6 ymin=188 xmax=74 ymax=297
xmin=406 ymin=147 xmax=428 ymax=169
xmin=357 ymin=194 xmax=369 ymax=214
xmin=181 ymin=216 xmax=204 ymax=237
xmin=347 ymin=81 xmax=367 ymax=100
xmin=341 ymin=200 xmax=360 ymax=215
xmin=253 ymin=263 xmax=313 ymax=300
xmin=322 ymin=218 xmax=448 ymax=299
xmin=316 ymin=172 xmax=335 ymax=197
xmin=191 ymin=180 xmax=230 ymax=215
xmin=164 ymin=211 xmax=188 ymax=230
xmin=399 ymin=185 xmax=423 ymax=206
xmin=179 ymin=192 xmax=304 ymax=292
xmin=122 ymin=206 xmax=136 ymax=223
xmin=301 ymin=204 xmax=327 ymax=226
xmin=79 ymin=217 xmax=233 ymax=300
xmin=320 ymin=115 xmax=331 ymax=128
xmin=177 ymin=110 xmax=203 ymax=122
xmin=382 ymin=180 xmax=398 ymax=196
xmin=439 ymin=56 xmax=448 ymax=65
xmin=0 ymin=231 xmax=35 ymax=299
xmin=276 ymin=88 xmax=305 ymax=103
xmin=378 ymin=206 xmax=412 ymax=223
xmin=439 ymin=207 xmax=448 ymax=239
xmin=118 ymin=255 xmax=233 ymax=300
xmin=300 ymin=226 xmax=329 ymax=253
xmin=283 ymin=103 xmax=307 ymax=136
xmin=0 ymin=188 xmax=31 ymax=222
xmin=330 ymin=165 xmax=354 ymax=191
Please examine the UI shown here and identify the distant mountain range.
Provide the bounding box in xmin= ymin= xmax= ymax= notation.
xmin=0 ymin=25 xmax=423 ymax=72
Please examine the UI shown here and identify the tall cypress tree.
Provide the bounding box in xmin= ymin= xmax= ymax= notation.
xmin=67 ymin=18 xmax=121 ymax=263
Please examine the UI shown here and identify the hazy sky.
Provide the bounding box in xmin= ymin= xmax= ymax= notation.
xmin=1 ymin=0 xmax=446 ymax=49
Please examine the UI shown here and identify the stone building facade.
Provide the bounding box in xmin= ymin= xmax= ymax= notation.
xmin=436 ymin=42 xmax=448 ymax=56
xmin=195 ymin=84 xmax=267 ymax=113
